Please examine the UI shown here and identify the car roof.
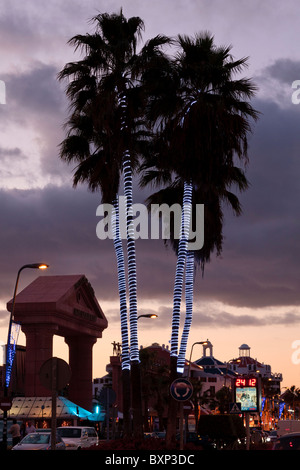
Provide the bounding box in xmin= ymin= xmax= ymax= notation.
xmin=57 ymin=426 xmax=93 ymax=429
xmin=30 ymin=431 xmax=51 ymax=434
xmin=278 ymin=432 xmax=300 ymax=438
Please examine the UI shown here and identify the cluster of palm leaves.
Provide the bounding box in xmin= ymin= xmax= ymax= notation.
xmin=58 ymin=10 xmax=258 ymax=440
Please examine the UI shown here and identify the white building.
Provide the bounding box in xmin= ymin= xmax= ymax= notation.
xmin=225 ymin=343 xmax=282 ymax=395
xmin=184 ymin=341 xmax=282 ymax=402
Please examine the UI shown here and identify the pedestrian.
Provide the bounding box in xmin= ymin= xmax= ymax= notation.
xmin=9 ymin=419 xmax=21 ymax=446
xmin=20 ymin=422 xmax=26 ymax=439
xmin=25 ymin=421 xmax=36 ymax=434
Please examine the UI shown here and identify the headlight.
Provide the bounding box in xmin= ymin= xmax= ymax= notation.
xmin=65 ymin=443 xmax=78 ymax=449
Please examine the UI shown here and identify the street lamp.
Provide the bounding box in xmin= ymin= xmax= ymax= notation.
xmin=187 ymin=341 xmax=208 ymax=377
xmin=137 ymin=314 xmax=158 ymax=320
xmin=2 ymin=263 xmax=49 ymax=450
xmin=6 ymin=263 xmax=49 ymax=384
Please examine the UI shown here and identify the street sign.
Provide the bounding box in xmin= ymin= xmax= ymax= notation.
xmin=170 ymin=378 xmax=193 ymax=402
xmin=230 ymin=402 xmax=242 ymax=413
xmin=39 ymin=357 xmax=71 ymax=391
xmin=183 ymin=400 xmax=194 ymax=415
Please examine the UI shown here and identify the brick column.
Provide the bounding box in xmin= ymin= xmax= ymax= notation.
xmin=65 ymin=335 xmax=96 ymax=411
xmin=21 ymin=325 xmax=57 ymax=396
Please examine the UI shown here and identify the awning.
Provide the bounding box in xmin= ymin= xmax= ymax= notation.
xmin=0 ymin=396 xmax=105 ymax=422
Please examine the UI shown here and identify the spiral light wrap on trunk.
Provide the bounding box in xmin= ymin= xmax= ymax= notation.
xmin=122 ymin=154 xmax=139 ymax=363
xmin=170 ymin=180 xmax=193 ymax=361
xmin=118 ymin=89 xmax=139 ymax=364
xmin=112 ymin=198 xmax=130 ymax=371
xmin=177 ymin=249 xmax=194 ymax=374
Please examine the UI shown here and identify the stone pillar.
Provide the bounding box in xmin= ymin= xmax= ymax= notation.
xmin=65 ymin=335 xmax=96 ymax=411
xmin=21 ymin=325 xmax=57 ymax=397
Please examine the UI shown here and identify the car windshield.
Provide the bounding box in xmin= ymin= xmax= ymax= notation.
xmin=22 ymin=433 xmax=50 ymax=444
xmin=58 ymin=428 xmax=82 ymax=438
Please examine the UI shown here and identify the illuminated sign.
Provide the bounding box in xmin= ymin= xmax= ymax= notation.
xmin=234 ymin=376 xmax=259 ymax=412
xmin=235 ymin=377 xmax=257 ymax=387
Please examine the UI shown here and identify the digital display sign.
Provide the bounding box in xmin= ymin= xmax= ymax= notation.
xmin=234 ymin=376 xmax=259 ymax=412
xmin=235 ymin=378 xmax=257 ymax=387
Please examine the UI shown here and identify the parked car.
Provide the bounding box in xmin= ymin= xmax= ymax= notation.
xmin=57 ymin=426 xmax=98 ymax=450
xmin=152 ymin=431 xmax=166 ymax=439
xmin=273 ymin=432 xmax=300 ymax=450
xmin=265 ymin=430 xmax=278 ymax=442
xmin=250 ymin=428 xmax=264 ymax=444
xmin=12 ymin=432 xmax=65 ymax=450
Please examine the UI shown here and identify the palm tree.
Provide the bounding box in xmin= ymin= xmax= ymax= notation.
xmin=141 ymin=32 xmax=258 ymax=444
xmin=58 ymin=10 xmax=171 ymax=438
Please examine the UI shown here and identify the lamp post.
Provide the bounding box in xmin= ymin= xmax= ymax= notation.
xmin=187 ymin=341 xmax=208 ymax=377
xmin=2 ymin=263 xmax=49 ymax=450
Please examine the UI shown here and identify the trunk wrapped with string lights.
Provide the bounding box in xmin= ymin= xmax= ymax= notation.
xmin=169 ymin=180 xmax=193 ymax=374
xmin=177 ymin=248 xmax=195 ymax=374
xmin=118 ymin=85 xmax=143 ymax=437
xmin=112 ymin=197 xmax=132 ymax=436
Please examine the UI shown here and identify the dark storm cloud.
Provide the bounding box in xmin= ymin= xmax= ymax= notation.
xmin=0 ymin=185 xmax=113 ymax=298
xmin=0 ymin=0 xmax=299 ymax=315
xmin=4 ymin=64 xmax=64 ymax=117
xmin=0 ymin=62 xmax=70 ymax=181
xmin=196 ymin=95 xmax=300 ymax=308
xmin=263 ymin=58 xmax=300 ymax=86
xmin=0 ymin=182 xmax=180 ymax=303
xmin=186 ymin=306 xmax=300 ymax=328
xmin=0 ymin=92 xmax=299 ymax=312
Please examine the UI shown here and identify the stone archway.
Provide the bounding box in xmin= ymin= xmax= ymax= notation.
xmin=7 ymin=274 xmax=108 ymax=411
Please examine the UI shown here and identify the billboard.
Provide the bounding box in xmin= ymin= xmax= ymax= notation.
xmin=234 ymin=377 xmax=260 ymax=412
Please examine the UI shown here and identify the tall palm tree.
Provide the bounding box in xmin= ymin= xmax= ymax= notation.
xmin=58 ymin=10 xmax=171 ymax=438
xmin=141 ymin=32 xmax=258 ymax=444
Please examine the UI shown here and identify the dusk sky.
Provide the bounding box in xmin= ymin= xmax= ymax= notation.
xmin=0 ymin=0 xmax=299 ymax=389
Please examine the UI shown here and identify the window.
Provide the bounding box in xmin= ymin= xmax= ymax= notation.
xmin=87 ymin=428 xmax=96 ymax=437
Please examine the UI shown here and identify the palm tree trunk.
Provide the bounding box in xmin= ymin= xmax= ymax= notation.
xmin=169 ymin=181 xmax=193 ymax=360
xmin=112 ymin=198 xmax=131 ymax=436
xmin=166 ymin=180 xmax=192 ymax=446
xmin=122 ymin=154 xmax=139 ymax=363
xmin=118 ymin=88 xmax=143 ymax=438
xmin=122 ymin=154 xmax=143 ymax=438
xmin=177 ymin=248 xmax=194 ymax=374
xmin=166 ymin=355 xmax=179 ymax=447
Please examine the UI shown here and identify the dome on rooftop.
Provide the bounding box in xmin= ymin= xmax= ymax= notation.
xmin=239 ymin=344 xmax=250 ymax=350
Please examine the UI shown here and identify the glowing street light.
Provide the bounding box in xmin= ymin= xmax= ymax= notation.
xmin=8 ymin=264 xmax=49 ymax=326
xmin=187 ymin=341 xmax=208 ymax=377
xmin=137 ymin=314 xmax=158 ymax=320
xmin=2 ymin=263 xmax=49 ymax=450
